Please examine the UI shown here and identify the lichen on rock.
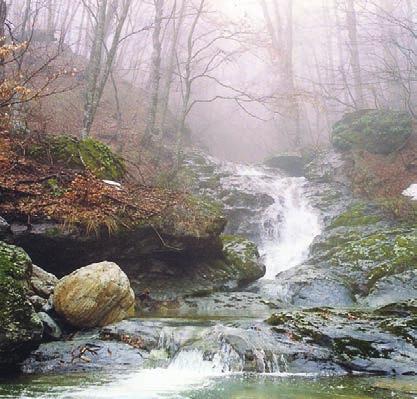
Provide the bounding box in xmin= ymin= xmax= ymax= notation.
xmin=0 ymin=242 xmax=43 ymax=370
xmin=221 ymin=235 xmax=266 ymax=284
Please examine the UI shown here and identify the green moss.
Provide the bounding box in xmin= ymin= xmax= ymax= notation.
xmin=330 ymin=203 xmax=381 ymax=228
xmin=332 ymin=337 xmax=381 ymax=358
xmin=332 ymin=110 xmax=412 ymax=155
xmin=221 ymin=235 xmax=264 ymax=283
xmin=0 ymin=242 xmax=42 ymax=366
xmin=28 ymin=135 xmax=126 ymax=180
xmin=328 ymin=229 xmax=417 ymax=290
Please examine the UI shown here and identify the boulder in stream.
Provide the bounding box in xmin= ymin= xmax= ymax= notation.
xmin=53 ymin=261 xmax=135 ymax=328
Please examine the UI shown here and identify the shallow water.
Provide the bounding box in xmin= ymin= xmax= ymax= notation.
xmin=1 ymin=372 xmax=416 ymax=399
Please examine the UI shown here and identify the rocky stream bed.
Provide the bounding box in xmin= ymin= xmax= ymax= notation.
xmin=1 ymin=145 xmax=417 ymax=398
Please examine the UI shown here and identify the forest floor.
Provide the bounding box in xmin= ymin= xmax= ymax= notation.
xmin=0 ymin=132 xmax=182 ymax=234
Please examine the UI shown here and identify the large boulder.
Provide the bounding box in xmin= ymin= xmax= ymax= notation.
xmin=53 ymin=261 xmax=135 ymax=328
xmin=0 ymin=242 xmax=43 ymax=370
xmin=332 ymin=109 xmax=412 ymax=155
xmin=221 ymin=235 xmax=266 ymax=284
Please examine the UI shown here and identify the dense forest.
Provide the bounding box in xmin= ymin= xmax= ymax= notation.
xmin=0 ymin=1 xmax=417 ymax=398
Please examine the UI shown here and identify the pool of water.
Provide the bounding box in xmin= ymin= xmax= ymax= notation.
xmin=1 ymin=371 xmax=416 ymax=399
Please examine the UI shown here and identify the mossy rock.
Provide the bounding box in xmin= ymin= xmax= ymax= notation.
xmin=221 ymin=235 xmax=266 ymax=283
xmin=28 ymin=135 xmax=126 ymax=180
xmin=330 ymin=203 xmax=381 ymax=228
xmin=0 ymin=242 xmax=43 ymax=370
xmin=332 ymin=110 xmax=412 ymax=155
xmin=329 ymin=229 xmax=417 ymax=291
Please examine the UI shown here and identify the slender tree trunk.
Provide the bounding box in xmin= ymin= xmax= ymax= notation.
xmin=47 ymin=0 xmax=55 ymax=35
xmin=143 ymin=0 xmax=164 ymax=146
xmin=76 ymin=4 xmax=86 ymax=55
xmin=82 ymin=0 xmax=130 ymax=138
xmin=21 ymin=0 xmax=31 ymax=37
xmin=82 ymin=0 xmax=108 ymax=138
xmin=161 ymin=0 xmax=187 ymax=131
xmin=283 ymin=0 xmax=301 ymax=146
xmin=0 ymin=0 xmax=6 ymax=84
xmin=346 ymin=0 xmax=365 ymax=109
xmin=176 ymin=0 xmax=205 ymax=167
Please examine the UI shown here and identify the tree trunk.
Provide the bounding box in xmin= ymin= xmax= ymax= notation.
xmin=143 ymin=0 xmax=164 ymax=146
xmin=283 ymin=0 xmax=301 ymax=146
xmin=346 ymin=0 xmax=365 ymax=109
xmin=0 ymin=0 xmax=6 ymax=84
xmin=82 ymin=0 xmax=108 ymax=138
xmin=160 ymin=0 xmax=187 ymax=132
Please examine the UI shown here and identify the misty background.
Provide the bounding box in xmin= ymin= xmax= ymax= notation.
xmin=5 ymin=0 xmax=417 ymax=162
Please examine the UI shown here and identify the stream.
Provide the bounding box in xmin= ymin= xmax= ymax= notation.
xmin=0 ymin=162 xmax=415 ymax=398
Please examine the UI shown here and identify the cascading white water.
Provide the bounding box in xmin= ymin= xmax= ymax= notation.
xmin=221 ymin=163 xmax=322 ymax=279
xmin=259 ymin=177 xmax=322 ymax=278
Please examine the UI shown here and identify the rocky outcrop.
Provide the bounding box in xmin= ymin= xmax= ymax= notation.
xmin=332 ymin=109 xmax=412 ymax=154
xmin=277 ymin=200 xmax=417 ymax=308
xmin=0 ymin=242 xmax=43 ymax=371
xmin=263 ymin=152 xmax=306 ymax=177
xmin=6 ymin=193 xmax=265 ymax=303
xmin=221 ymin=235 xmax=266 ymax=284
xmin=53 ymin=261 xmax=135 ymax=328
xmin=267 ymin=301 xmax=417 ymax=375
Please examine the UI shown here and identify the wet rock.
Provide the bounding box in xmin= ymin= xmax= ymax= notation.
xmin=264 ymin=153 xmax=306 ymax=177
xmin=30 ymin=265 xmax=58 ymax=298
xmin=304 ymin=149 xmax=351 ymax=186
xmin=0 ymin=242 xmax=43 ymax=371
xmin=221 ymin=235 xmax=266 ymax=285
xmin=0 ymin=217 xmax=9 ymax=238
xmin=267 ymin=304 xmax=417 ymax=375
xmin=22 ymin=331 xmax=148 ymax=374
xmin=37 ymin=312 xmax=62 ymax=340
xmin=276 ymin=265 xmax=355 ymax=307
xmin=53 ymin=261 xmax=135 ymax=328
xmin=29 ymin=295 xmax=48 ymax=312
xmin=362 ymin=270 xmax=417 ymax=308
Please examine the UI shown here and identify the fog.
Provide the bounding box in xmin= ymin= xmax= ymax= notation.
xmin=5 ymin=0 xmax=417 ymax=162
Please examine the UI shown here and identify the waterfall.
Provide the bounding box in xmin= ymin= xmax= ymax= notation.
xmin=259 ymin=176 xmax=322 ymax=278
xmin=220 ymin=163 xmax=322 ymax=278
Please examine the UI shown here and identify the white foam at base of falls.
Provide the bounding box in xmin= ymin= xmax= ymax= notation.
xmin=69 ymin=349 xmax=229 ymax=399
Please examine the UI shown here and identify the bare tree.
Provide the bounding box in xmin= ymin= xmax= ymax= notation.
xmin=81 ymin=0 xmax=131 ymax=138
xmin=346 ymin=0 xmax=365 ymax=109
xmin=143 ymin=0 xmax=164 ymax=145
